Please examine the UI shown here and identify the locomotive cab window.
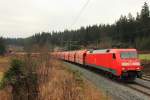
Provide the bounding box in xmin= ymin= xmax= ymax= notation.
xmin=90 ymin=51 xmax=93 ymax=53
xmin=120 ymin=51 xmax=137 ymax=59
xmin=112 ymin=53 xmax=116 ymax=59
xmin=89 ymin=49 xmax=93 ymax=53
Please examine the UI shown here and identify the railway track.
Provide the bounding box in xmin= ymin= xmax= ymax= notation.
xmin=143 ymin=74 xmax=150 ymax=77
xmin=113 ymin=76 xmax=150 ymax=97
xmin=135 ymin=81 xmax=150 ymax=89
xmin=118 ymin=78 xmax=150 ymax=97
xmin=142 ymin=76 xmax=150 ymax=81
xmin=139 ymin=74 xmax=150 ymax=82
xmin=126 ymin=83 xmax=150 ymax=97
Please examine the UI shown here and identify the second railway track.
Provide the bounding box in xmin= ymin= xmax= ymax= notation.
xmin=142 ymin=75 xmax=150 ymax=81
xmin=126 ymin=82 xmax=150 ymax=97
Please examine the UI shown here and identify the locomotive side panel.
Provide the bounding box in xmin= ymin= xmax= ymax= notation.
xmin=85 ymin=53 xmax=120 ymax=76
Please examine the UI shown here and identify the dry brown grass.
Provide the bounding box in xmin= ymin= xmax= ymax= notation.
xmin=0 ymin=52 xmax=109 ymax=100
xmin=0 ymin=86 xmax=12 ymax=100
xmin=38 ymin=61 xmax=83 ymax=100
xmin=0 ymin=56 xmax=11 ymax=73
xmin=0 ymin=56 xmax=11 ymax=82
xmin=0 ymin=56 xmax=12 ymax=100
xmin=37 ymin=59 xmax=108 ymax=100
xmin=83 ymin=80 xmax=109 ymax=100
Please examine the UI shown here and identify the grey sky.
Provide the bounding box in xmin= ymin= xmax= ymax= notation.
xmin=0 ymin=0 xmax=149 ymax=38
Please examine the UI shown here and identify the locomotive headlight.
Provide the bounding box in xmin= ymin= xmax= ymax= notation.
xmin=136 ymin=67 xmax=140 ymax=70
xmin=122 ymin=67 xmax=125 ymax=70
xmin=121 ymin=62 xmax=129 ymax=66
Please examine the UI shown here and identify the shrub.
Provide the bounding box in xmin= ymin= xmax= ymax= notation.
xmin=0 ymin=56 xmax=38 ymax=100
xmin=0 ymin=59 xmax=24 ymax=89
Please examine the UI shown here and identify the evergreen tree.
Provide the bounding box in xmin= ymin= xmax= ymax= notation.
xmin=140 ymin=2 xmax=150 ymax=21
xmin=136 ymin=12 xmax=141 ymax=21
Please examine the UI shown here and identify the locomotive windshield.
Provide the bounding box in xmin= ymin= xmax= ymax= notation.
xmin=120 ymin=51 xmax=137 ymax=59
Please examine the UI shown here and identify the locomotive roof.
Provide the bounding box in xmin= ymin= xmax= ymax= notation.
xmin=88 ymin=49 xmax=137 ymax=54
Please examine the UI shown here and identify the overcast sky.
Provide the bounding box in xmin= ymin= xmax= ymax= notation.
xmin=0 ymin=0 xmax=149 ymax=38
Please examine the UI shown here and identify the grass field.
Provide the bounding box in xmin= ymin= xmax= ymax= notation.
xmin=139 ymin=54 xmax=150 ymax=60
xmin=0 ymin=72 xmax=3 ymax=81
xmin=0 ymin=56 xmax=10 ymax=63
xmin=0 ymin=54 xmax=109 ymax=100
xmin=0 ymin=56 xmax=10 ymax=81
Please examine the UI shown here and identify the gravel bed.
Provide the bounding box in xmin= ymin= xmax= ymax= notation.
xmin=64 ymin=62 xmax=150 ymax=100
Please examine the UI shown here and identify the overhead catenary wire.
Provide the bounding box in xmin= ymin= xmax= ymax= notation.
xmin=70 ymin=0 xmax=90 ymax=28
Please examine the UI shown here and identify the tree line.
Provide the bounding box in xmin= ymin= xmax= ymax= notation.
xmin=4 ymin=2 xmax=150 ymax=51
xmin=0 ymin=37 xmax=6 ymax=55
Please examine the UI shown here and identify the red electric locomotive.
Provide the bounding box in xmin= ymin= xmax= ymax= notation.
xmin=54 ymin=48 xmax=143 ymax=80
xmin=85 ymin=49 xmax=142 ymax=80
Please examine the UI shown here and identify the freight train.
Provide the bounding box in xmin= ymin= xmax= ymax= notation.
xmin=52 ymin=49 xmax=143 ymax=81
